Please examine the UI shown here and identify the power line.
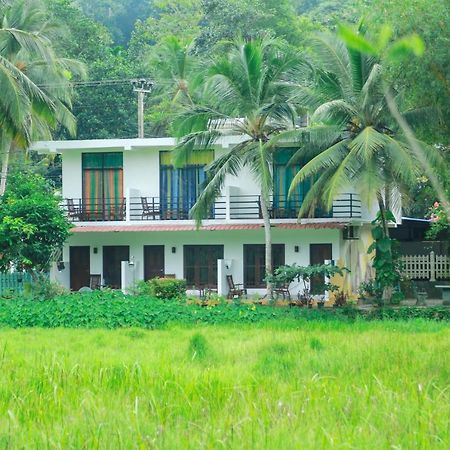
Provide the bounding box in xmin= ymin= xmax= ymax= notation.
xmin=37 ymin=78 xmax=142 ymax=89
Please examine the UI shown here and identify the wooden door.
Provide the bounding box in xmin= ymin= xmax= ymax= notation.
xmin=184 ymin=245 xmax=224 ymax=288
xmin=243 ymin=244 xmax=285 ymax=288
xmin=103 ymin=246 xmax=129 ymax=289
xmin=144 ymin=245 xmax=165 ymax=280
xmin=70 ymin=246 xmax=90 ymax=291
xmin=309 ymin=243 xmax=332 ymax=294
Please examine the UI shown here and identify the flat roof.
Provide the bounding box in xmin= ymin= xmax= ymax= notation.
xmin=30 ymin=135 xmax=248 ymax=154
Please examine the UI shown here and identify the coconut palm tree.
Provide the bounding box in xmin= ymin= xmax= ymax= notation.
xmin=172 ymin=37 xmax=304 ymax=298
xmin=0 ymin=0 xmax=84 ymax=194
xmin=146 ymin=36 xmax=204 ymax=136
xmin=284 ymin=31 xmax=444 ymax=300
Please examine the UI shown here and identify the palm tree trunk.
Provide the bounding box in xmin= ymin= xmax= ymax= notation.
xmin=0 ymin=135 xmax=12 ymax=196
xmin=260 ymin=193 xmax=273 ymax=300
xmin=376 ymin=192 xmax=393 ymax=303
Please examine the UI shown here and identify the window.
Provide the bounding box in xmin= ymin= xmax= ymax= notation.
xmin=273 ymin=148 xmax=330 ymax=218
xmin=184 ymin=245 xmax=224 ymax=288
xmin=160 ymin=150 xmax=213 ymax=219
xmin=273 ymin=148 xmax=310 ymax=217
xmin=244 ymin=244 xmax=285 ymax=288
xmin=82 ymin=152 xmax=123 ymax=220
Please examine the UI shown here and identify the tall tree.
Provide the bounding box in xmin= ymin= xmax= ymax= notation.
xmin=45 ymin=0 xmax=141 ymax=140
xmin=173 ymin=37 xmax=303 ymax=298
xmin=0 ymin=0 xmax=84 ymax=194
xmin=142 ymin=36 xmax=204 ymax=136
xmin=195 ymin=0 xmax=310 ymax=54
xmin=361 ymin=0 xmax=449 ymax=146
xmin=284 ymin=31 xmax=444 ymax=300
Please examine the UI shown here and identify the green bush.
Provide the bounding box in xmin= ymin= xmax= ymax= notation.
xmin=32 ymin=278 xmax=68 ymax=300
xmin=148 ymin=278 xmax=186 ymax=300
xmin=128 ymin=278 xmax=186 ymax=299
xmin=0 ymin=292 xmax=448 ymax=329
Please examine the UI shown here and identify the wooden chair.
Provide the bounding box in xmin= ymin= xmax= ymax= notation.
xmin=89 ymin=274 xmax=101 ymax=290
xmin=274 ymin=282 xmax=291 ymax=300
xmin=226 ymin=275 xmax=247 ymax=299
xmin=66 ymin=198 xmax=83 ymax=221
xmin=141 ymin=197 xmax=160 ymax=220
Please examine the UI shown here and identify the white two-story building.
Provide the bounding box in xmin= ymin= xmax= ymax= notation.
xmin=33 ymin=136 xmax=392 ymax=296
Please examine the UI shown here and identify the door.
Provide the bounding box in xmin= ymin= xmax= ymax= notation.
xmin=103 ymin=246 xmax=129 ymax=289
xmin=184 ymin=245 xmax=224 ymax=288
xmin=144 ymin=245 xmax=165 ymax=280
xmin=243 ymin=244 xmax=285 ymax=288
xmin=70 ymin=246 xmax=90 ymax=291
xmin=309 ymin=243 xmax=332 ymax=294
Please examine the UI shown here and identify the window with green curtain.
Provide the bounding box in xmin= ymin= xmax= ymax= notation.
xmin=273 ymin=148 xmax=311 ymax=215
xmin=160 ymin=150 xmax=213 ymax=219
xmin=82 ymin=152 xmax=123 ymax=220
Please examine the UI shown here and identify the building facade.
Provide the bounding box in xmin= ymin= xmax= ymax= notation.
xmin=33 ymin=137 xmax=394 ymax=296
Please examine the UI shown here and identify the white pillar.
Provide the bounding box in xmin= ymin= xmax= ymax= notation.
xmin=218 ymin=259 xmax=232 ymax=297
xmin=430 ymin=251 xmax=436 ymax=282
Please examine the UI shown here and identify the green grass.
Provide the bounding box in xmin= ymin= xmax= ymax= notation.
xmin=0 ymin=321 xmax=449 ymax=448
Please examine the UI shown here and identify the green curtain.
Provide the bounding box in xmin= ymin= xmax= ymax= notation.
xmin=273 ymin=148 xmax=310 ymax=212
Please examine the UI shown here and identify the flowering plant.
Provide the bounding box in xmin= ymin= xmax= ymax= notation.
xmin=427 ymin=201 xmax=449 ymax=239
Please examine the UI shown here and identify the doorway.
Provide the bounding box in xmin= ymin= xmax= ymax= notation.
xmin=309 ymin=243 xmax=332 ymax=294
xmin=70 ymin=246 xmax=90 ymax=291
xmin=144 ymin=245 xmax=165 ymax=280
xmin=103 ymin=246 xmax=129 ymax=289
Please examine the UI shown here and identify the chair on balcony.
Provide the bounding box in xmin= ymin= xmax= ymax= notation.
xmin=141 ymin=197 xmax=160 ymax=220
xmin=226 ymin=275 xmax=247 ymax=299
xmin=66 ymin=198 xmax=83 ymax=221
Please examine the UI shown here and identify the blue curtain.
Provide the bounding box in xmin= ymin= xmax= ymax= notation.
xmin=160 ymin=165 xmax=206 ymax=218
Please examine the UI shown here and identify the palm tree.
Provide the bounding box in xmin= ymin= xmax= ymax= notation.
xmin=172 ymin=37 xmax=303 ymax=298
xmin=284 ymin=31 xmax=444 ymax=301
xmin=146 ymin=36 xmax=203 ymax=136
xmin=0 ymin=0 xmax=84 ymax=194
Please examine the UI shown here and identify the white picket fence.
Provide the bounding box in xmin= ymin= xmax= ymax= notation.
xmin=401 ymin=251 xmax=450 ymax=281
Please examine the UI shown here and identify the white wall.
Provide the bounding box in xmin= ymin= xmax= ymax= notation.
xmin=62 ymin=228 xmax=341 ymax=294
xmin=59 ymin=141 xmax=389 ymax=223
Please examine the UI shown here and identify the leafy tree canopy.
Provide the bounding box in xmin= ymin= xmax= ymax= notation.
xmin=0 ymin=172 xmax=72 ymax=273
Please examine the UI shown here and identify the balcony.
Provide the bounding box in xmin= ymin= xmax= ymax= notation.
xmin=63 ymin=193 xmax=361 ymax=222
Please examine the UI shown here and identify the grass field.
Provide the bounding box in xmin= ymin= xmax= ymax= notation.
xmin=0 ymin=321 xmax=449 ymax=448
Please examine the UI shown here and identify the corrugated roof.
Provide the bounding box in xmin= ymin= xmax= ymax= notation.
xmin=71 ymin=222 xmax=345 ymax=233
xmin=276 ymin=223 xmax=345 ymax=230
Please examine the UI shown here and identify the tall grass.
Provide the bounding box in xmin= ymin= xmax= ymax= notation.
xmin=0 ymin=322 xmax=449 ymax=448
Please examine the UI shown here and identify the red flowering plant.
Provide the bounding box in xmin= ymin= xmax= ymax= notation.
xmin=427 ymin=201 xmax=449 ymax=240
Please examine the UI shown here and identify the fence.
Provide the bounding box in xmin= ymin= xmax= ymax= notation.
xmin=401 ymin=251 xmax=450 ymax=282
xmin=0 ymin=272 xmax=33 ymax=295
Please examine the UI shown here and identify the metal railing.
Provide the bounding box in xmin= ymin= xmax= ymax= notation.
xmin=62 ymin=198 xmax=126 ymax=222
xmin=63 ymin=193 xmax=361 ymax=222
xmin=129 ymin=196 xmax=226 ymax=221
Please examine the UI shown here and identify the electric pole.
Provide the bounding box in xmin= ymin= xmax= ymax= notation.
xmin=131 ymin=79 xmax=153 ymax=138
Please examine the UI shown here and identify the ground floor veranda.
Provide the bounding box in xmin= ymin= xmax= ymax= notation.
xmin=53 ymin=225 xmax=374 ymax=297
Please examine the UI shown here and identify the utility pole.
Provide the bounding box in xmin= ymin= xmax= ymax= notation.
xmin=131 ymin=79 xmax=153 ymax=138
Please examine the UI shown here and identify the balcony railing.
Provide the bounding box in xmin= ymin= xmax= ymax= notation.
xmin=128 ymin=196 xmax=226 ymax=221
xmin=63 ymin=193 xmax=361 ymax=222
xmin=63 ymin=198 xmax=126 ymax=222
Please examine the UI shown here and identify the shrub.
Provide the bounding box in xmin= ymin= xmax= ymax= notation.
xmin=188 ymin=333 xmax=211 ymax=360
xmin=128 ymin=280 xmax=153 ymax=296
xmin=32 ymin=278 xmax=68 ymax=300
xmin=333 ymin=291 xmax=348 ymax=307
xmin=148 ymin=278 xmax=186 ymax=300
